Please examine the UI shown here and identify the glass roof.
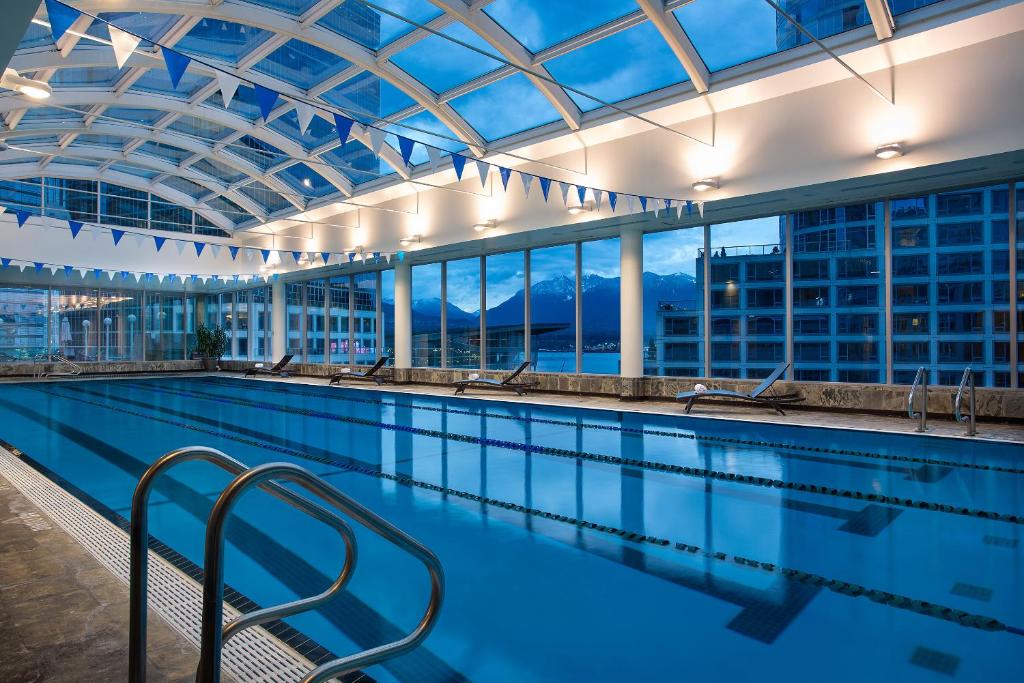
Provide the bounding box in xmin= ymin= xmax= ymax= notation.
xmin=4 ymin=0 xmax=955 ymax=230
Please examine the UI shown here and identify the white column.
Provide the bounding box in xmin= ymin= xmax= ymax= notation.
xmin=620 ymin=228 xmax=644 ymax=378
xmin=394 ymin=260 xmax=412 ymax=369
xmin=271 ymin=278 xmax=286 ymax=361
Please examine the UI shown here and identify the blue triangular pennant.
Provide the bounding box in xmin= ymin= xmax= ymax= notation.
xmin=639 ymin=196 xmax=648 ymax=213
xmin=190 ymin=274 xmax=199 ymax=283
xmin=292 ymin=251 xmax=303 ymax=263
xmin=120 ymin=271 xmax=130 ymax=281
xmin=576 ymin=185 xmax=587 ymax=206
xmin=111 ymin=229 xmax=125 ymax=245
xmin=153 ymin=236 xmax=166 ymax=252
xmin=498 ymin=167 xmax=511 ymax=191
xmin=686 ymin=200 xmax=693 ymax=216
xmin=397 ymin=251 xmax=405 ymax=262
xmin=347 ymin=253 xmax=355 ymax=263
xmin=663 ymin=198 xmax=672 ymax=215
xmin=451 ymin=154 xmax=466 ymax=181
xmin=144 ymin=273 xmax=153 ymax=281
xmin=68 ymin=220 xmax=83 ymax=239
xmin=34 ymin=262 xmax=44 ymax=273
xmin=253 ymin=83 xmax=279 ymax=121
xmin=260 ymin=249 xmax=271 ymax=263
xmin=609 ymin=192 xmax=617 ymax=212
xmin=161 ymin=47 xmax=191 ymax=89
xmin=233 ymin=274 xmax=240 ymax=283
xmin=397 ymin=136 xmax=415 ymax=166
xmin=93 ymin=269 xmax=103 ymax=279
xmin=44 ymin=0 xmax=80 ymax=43
xmin=539 ymin=177 xmax=552 ymax=202
xmin=321 ymin=252 xmax=330 ymax=264
xmin=167 ymin=274 xmax=176 ymax=282
xmin=63 ymin=265 xmax=73 ymax=277
xmin=333 ymin=114 xmax=354 ymax=147
xmin=194 ymin=242 xmax=205 ymax=257
xmin=15 ymin=210 xmax=31 ymax=227
xmin=1 ymin=258 xmax=10 ymax=268
xmin=229 ymin=246 xmax=239 ymax=260
xmin=273 ymin=273 xmax=280 ymax=280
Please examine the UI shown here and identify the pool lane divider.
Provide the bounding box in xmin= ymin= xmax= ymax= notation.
xmin=24 ymin=383 xmax=1024 ymax=638
xmin=110 ymin=380 xmax=1024 ymax=526
xmin=199 ymin=376 xmax=1024 ymax=478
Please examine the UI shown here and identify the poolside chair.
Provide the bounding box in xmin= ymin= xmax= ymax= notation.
xmin=676 ymin=362 xmax=803 ymax=415
xmin=452 ymin=361 xmax=535 ymax=396
xmin=328 ymin=356 xmax=391 ymax=386
xmin=244 ymin=354 xmax=294 ymax=378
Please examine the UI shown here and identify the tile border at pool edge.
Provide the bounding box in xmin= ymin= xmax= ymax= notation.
xmin=0 ymin=439 xmax=361 ymax=683
xmin=241 ymin=374 xmax=1024 ymax=447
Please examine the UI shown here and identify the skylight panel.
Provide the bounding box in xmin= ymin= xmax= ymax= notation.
xmin=389 ymin=22 xmax=502 ymax=94
xmin=176 ymin=19 xmax=271 ymax=64
xmin=161 ymin=175 xmax=207 ymax=197
xmin=321 ymin=141 xmax=384 ymax=184
xmin=238 ymin=180 xmax=293 ymax=213
xmin=483 ymin=0 xmax=638 ymax=53
xmin=105 ymin=108 xmax=166 ymax=126
xmin=253 ymin=39 xmax=352 ymax=90
xmin=90 ymin=12 xmax=179 ymax=44
xmin=322 ymin=72 xmax=417 ymax=121
xmin=317 ymin=0 xmax=444 ymax=50
xmin=269 ymin=112 xmax=337 ymax=152
xmin=381 ymin=109 xmax=465 ymax=165
xmin=167 ymin=116 xmax=232 ymax=142
xmin=74 ymin=134 xmax=124 ymax=149
xmin=131 ymin=68 xmax=211 ymax=99
xmin=192 ymin=158 xmax=247 ymax=186
xmin=136 ymin=141 xmax=192 ymax=164
xmin=233 ymin=135 xmax=287 ymax=172
xmin=448 ymin=73 xmax=562 ymax=142
xmin=544 ymin=22 xmax=689 ymax=112
xmin=247 ymin=0 xmax=321 ymax=15
xmin=49 ymin=67 xmax=122 ymax=89
xmin=108 ymin=163 xmax=159 ymax=180
xmin=889 ymin=0 xmax=946 ymax=14
xmin=277 ymin=163 xmax=336 ymax=198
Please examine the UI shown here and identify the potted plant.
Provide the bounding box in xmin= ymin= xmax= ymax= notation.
xmin=194 ymin=323 xmax=228 ymax=372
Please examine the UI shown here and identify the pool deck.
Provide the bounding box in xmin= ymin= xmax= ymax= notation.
xmin=0 ymin=473 xmax=200 ymax=682
xmin=260 ymin=373 xmax=1024 ymax=445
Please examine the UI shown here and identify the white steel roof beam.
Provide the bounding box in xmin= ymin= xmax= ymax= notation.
xmin=864 ymin=0 xmax=896 ymax=40
xmin=633 ymin=0 xmax=709 ymax=93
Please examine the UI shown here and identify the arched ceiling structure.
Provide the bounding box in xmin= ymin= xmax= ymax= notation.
xmin=0 ymin=0 xmax=918 ymax=233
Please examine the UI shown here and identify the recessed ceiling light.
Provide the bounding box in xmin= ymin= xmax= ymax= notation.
xmin=473 ymin=219 xmax=498 ymax=233
xmin=691 ymin=178 xmax=719 ymax=192
xmin=874 ymin=142 xmax=905 ymax=160
xmin=399 ymin=234 xmax=421 ymax=246
xmin=568 ymin=201 xmax=594 ymax=215
xmin=302 ymin=177 xmax=312 ymax=188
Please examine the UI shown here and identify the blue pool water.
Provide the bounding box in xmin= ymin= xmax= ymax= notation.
xmin=0 ymin=376 xmax=1021 ymax=682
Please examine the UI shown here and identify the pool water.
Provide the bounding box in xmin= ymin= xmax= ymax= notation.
xmin=0 ymin=376 xmax=1021 ymax=682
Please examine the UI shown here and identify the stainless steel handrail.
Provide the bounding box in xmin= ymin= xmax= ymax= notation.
xmin=954 ymin=367 xmax=977 ymax=436
xmin=197 ymin=462 xmax=445 ymax=683
xmin=128 ymin=447 xmax=359 ymax=683
xmin=908 ymin=366 xmax=927 ymax=432
xmin=42 ymin=354 xmax=81 ymax=378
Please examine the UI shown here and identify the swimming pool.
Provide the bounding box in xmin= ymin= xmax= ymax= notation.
xmin=0 ymin=376 xmax=1021 ymax=682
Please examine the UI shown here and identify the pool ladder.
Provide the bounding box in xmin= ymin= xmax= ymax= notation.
xmin=33 ymin=354 xmax=81 ymax=378
xmin=954 ymin=367 xmax=977 ymax=436
xmin=128 ymin=447 xmax=444 ymax=683
xmin=907 ymin=366 xmax=928 ymax=432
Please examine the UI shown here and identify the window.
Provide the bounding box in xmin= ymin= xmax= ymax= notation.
xmin=412 ymin=263 xmax=443 ymax=368
xmin=894 ymin=342 xmax=930 ymax=363
xmin=581 ymin=239 xmax=619 ymax=374
xmin=485 ymin=252 xmax=525 ymax=371
xmin=98 ymin=289 xmax=142 ymax=361
xmin=446 ymin=258 xmax=481 ymax=369
xmin=747 ymin=288 xmax=784 ymax=309
xmin=937 ymin=282 xmax=983 ymax=304
xmin=235 ymin=290 xmax=249 ymax=360
xmin=305 ymin=279 xmax=326 ymax=363
xmin=329 ymin=276 xmax=350 ymax=364
xmin=353 ymin=273 xmax=378 ymax=364
xmin=893 ymin=254 xmax=929 ymax=276
xmin=836 ymin=257 xmax=878 ymax=279
xmin=936 ymin=252 xmax=984 ymax=275
xmin=892 ymin=225 xmax=929 ymax=249
xmin=793 ymin=259 xmax=829 ymax=280
xmin=286 ymin=282 xmax=303 ymax=359
xmin=893 ymin=313 xmax=929 ymax=335
xmin=51 ymin=287 xmax=99 ymax=362
xmin=794 ymin=315 xmax=829 ymax=335
xmin=936 ymin=222 xmax=983 ymax=246
xmin=381 ymin=270 xmax=395 ymax=360
xmin=837 ymin=286 xmax=879 ymax=307
xmin=531 ymin=244 xmax=576 ymax=373
xmin=893 ymin=284 xmax=929 ymax=305
xmin=938 ymin=312 xmax=983 ymax=334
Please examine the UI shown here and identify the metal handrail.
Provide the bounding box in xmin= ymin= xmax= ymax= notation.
xmin=908 ymin=366 xmax=928 ymax=432
xmin=954 ymin=367 xmax=977 ymax=436
xmin=45 ymin=354 xmax=82 ymax=377
xmin=128 ymin=447 xmax=359 ymax=683
xmin=198 ymin=462 xmax=445 ymax=683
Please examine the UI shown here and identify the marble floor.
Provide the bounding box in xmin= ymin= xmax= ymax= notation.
xmin=0 ymin=474 xmax=200 ymax=683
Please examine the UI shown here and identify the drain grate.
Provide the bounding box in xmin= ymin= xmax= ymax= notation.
xmin=0 ymin=447 xmax=313 ymax=682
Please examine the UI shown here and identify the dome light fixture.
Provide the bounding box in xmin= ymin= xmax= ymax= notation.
xmin=568 ymin=200 xmax=595 ymax=215
xmin=874 ymin=142 xmax=905 ymax=160
xmin=691 ymin=177 xmax=719 ymax=192
xmin=1 ymin=68 xmax=51 ymax=100
xmin=473 ymin=219 xmax=498 ymax=233
xmin=399 ymin=234 xmax=421 ymax=246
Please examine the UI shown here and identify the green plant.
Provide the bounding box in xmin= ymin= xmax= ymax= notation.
xmin=195 ymin=323 xmax=229 ymax=359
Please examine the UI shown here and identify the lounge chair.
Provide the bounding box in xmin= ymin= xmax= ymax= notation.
xmin=676 ymin=362 xmax=803 ymax=415
xmin=452 ymin=361 xmax=535 ymax=396
xmin=328 ymin=356 xmax=391 ymax=386
xmin=244 ymin=354 xmax=294 ymax=377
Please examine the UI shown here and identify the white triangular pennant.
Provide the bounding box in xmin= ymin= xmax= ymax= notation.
xmin=210 ymin=244 xmax=222 ymax=259
xmin=368 ymin=127 xmax=387 ymax=155
xmin=48 ymin=265 xmax=60 ymax=276
xmin=385 ymin=253 xmax=392 ymax=264
xmin=107 ymin=270 xmax=116 ymax=281
xmin=132 ymin=234 xmax=145 ymax=248
xmin=78 ymin=267 xmax=89 ymax=278
xmin=426 ymin=146 xmax=442 ymax=174
xmin=217 ymin=71 xmax=241 ymax=109
xmin=245 ymin=249 xmax=256 ymax=262
xmin=134 ymin=272 xmax=143 ymax=283
xmin=108 ymin=25 xmax=142 ymax=69
xmin=626 ymin=195 xmax=635 ymax=214
xmin=17 ymin=264 xmax=25 ymax=273
xmin=677 ymin=203 xmax=685 ymax=219
xmin=697 ymin=201 xmax=705 ymax=218
xmin=559 ymin=182 xmax=571 ymax=207
xmin=199 ymin=276 xmax=209 ymax=285
xmin=475 ymin=160 xmax=490 ymax=189
xmin=519 ymin=172 xmax=534 ymax=198
xmin=294 ymin=101 xmax=314 ymax=136
xmin=593 ymin=189 xmax=603 ymax=211
xmin=174 ymin=240 xmax=187 ymax=255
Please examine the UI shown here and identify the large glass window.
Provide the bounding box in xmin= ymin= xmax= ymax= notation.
xmin=411 ymin=263 xmax=442 ymax=367
xmin=286 ymin=282 xmax=303 ymax=359
xmin=0 ymin=287 xmax=48 ymax=361
xmin=530 ymin=244 xmax=576 ymax=373
xmin=251 ymin=287 xmax=270 ymax=362
xmin=1017 ymin=181 xmax=1023 ymax=388
xmin=51 ymin=287 xmax=99 ymax=362
xmin=305 ymin=279 xmax=326 ymax=363
xmin=581 ymin=239 xmax=620 ymax=374
xmin=891 ymin=185 xmax=1009 ymax=387
xmin=144 ymin=292 xmax=185 ymax=361
xmin=354 ymin=272 xmax=378 ymax=364
xmin=644 ymin=228 xmax=704 ymax=377
xmin=329 ymin=276 xmax=350 ymax=364
xmin=709 ymin=218 xmax=785 ymax=379
xmin=446 ymin=258 xmax=481 ymax=369
xmin=485 ymin=251 xmax=525 ymax=370
xmin=235 ymin=290 xmax=249 ymax=360
xmin=381 ymin=269 xmax=395 ymax=360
